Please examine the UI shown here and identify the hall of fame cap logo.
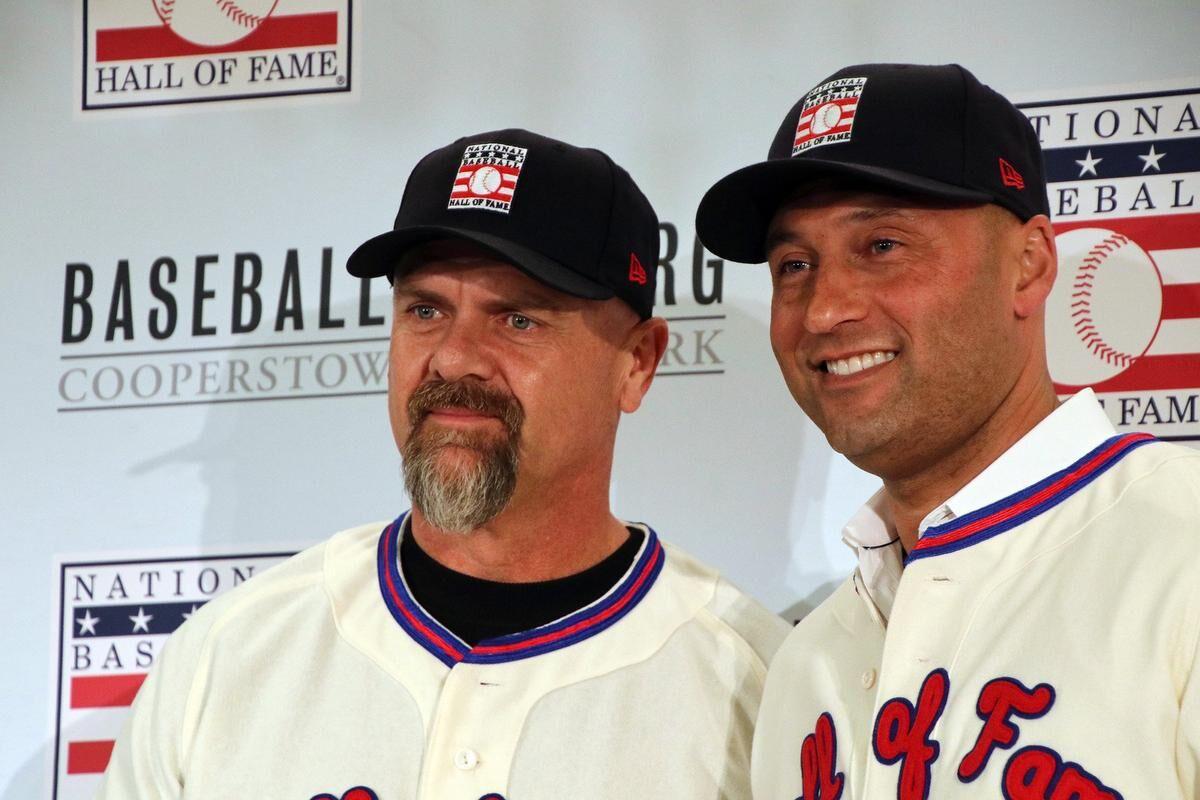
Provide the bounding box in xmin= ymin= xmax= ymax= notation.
xmin=80 ymin=0 xmax=353 ymax=110
xmin=1020 ymin=83 xmax=1200 ymax=443
xmin=51 ymin=549 xmax=294 ymax=799
xmin=448 ymin=143 xmax=529 ymax=214
xmin=793 ymin=76 xmax=867 ymax=156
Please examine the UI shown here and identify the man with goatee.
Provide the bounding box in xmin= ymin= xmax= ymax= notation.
xmin=99 ymin=129 xmax=787 ymax=800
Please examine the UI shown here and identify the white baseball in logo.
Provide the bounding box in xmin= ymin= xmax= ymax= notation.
xmin=809 ymin=102 xmax=843 ymax=135
xmin=468 ymin=166 xmax=503 ymax=196
xmin=1045 ymin=227 xmax=1163 ymax=386
xmin=152 ymin=0 xmax=279 ymax=47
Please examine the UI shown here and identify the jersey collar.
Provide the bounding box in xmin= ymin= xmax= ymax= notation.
xmin=907 ymin=432 xmax=1156 ymax=563
xmin=376 ymin=512 xmax=666 ymax=667
xmin=915 ymin=388 xmax=1117 ymax=535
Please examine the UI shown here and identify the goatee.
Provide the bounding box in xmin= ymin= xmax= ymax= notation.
xmin=401 ymin=380 xmax=524 ymax=533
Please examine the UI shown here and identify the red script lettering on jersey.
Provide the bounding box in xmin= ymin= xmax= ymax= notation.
xmin=799 ymin=711 xmax=845 ymax=799
xmin=958 ymin=678 xmax=1056 ymax=781
xmin=872 ymin=668 xmax=950 ymax=800
xmin=1002 ymin=746 xmax=1124 ymax=800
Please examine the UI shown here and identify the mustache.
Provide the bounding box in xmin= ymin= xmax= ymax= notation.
xmin=407 ymin=380 xmax=524 ymax=436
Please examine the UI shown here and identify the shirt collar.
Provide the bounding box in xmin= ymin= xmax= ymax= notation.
xmin=841 ymin=488 xmax=903 ymax=623
xmin=843 ymin=389 xmax=1116 ymax=622
xmin=915 ymin=389 xmax=1116 ymax=534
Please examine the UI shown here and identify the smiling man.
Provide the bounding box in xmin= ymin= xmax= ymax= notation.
xmin=97 ymin=129 xmax=787 ymax=800
xmin=696 ymin=64 xmax=1200 ymax=798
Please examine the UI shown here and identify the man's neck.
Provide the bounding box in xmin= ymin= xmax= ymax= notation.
xmin=409 ymin=478 xmax=630 ymax=582
xmin=884 ymin=375 xmax=1060 ymax=552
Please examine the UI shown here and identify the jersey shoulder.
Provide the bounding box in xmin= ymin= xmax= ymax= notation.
xmin=1123 ymin=438 xmax=1200 ymax=491
xmin=659 ymin=541 xmax=790 ymax=671
xmin=168 ymin=521 xmax=385 ymax=657
xmin=771 ymin=573 xmax=872 ymax=671
xmin=1096 ymin=439 xmax=1200 ymax=549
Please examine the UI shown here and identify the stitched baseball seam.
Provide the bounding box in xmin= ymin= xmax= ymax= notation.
xmin=155 ymin=0 xmax=176 ymax=24
xmin=215 ymin=0 xmax=265 ymax=28
xmin=1070 ymin=233 xmax=1133 ymax=368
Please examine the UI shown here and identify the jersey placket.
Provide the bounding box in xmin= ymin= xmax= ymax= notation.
xmin=860 ymin=553 xmax=967 ymax=797
xmin=418 ymin=661 xmax=523 ymax=800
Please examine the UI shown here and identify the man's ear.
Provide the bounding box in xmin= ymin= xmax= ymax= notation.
xmin=1012 ymin=214 xmax=1058 ymax=320
xmin=619 ymin=317 xmax=669 ymax=413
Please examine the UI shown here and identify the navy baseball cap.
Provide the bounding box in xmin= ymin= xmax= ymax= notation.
xmin=347 ymin=128 xmax=660 ymax=319
xmin=696 ymin=63 xmax=1051 ymax=264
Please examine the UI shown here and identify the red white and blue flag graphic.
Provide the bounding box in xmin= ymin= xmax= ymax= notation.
xmin=53 ymin=551 xmax=293 ymax=799
xmin=1020 ymin=84 xmax=1200 ymax=443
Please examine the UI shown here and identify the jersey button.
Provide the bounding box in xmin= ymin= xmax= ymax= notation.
xmin=860 ymin=668 xmax=877 ymax=690
xmin=454 ymin=748 xmax=480 ymax=771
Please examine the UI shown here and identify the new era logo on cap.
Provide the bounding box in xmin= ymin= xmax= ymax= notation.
xmin=448 ymin=143 xmax=528 ymax=214
xmin=998 ymin=157 xmax=1025 ymax=189
xmin=793 ymin=77 xmax=867 ymax=156
xmin=628 ymin=252 xmax=647 ymax=285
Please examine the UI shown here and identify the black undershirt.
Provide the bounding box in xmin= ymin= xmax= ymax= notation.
xmin=400 ymin=527 xmax=645 ymax=646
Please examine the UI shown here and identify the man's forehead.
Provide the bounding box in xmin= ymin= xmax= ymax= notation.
xmin=395 ymin=251 xmax=578 ymax=310
xmin=765 ymin=185 xmax=991 ymax=241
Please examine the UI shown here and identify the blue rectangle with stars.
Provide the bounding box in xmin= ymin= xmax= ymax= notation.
xmin=72 ymin=601 xmax=207 ymax=639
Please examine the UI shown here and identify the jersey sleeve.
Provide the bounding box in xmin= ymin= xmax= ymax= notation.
xmin=1177 ymin=578 xmax=1200 ymax=794
xmin=94 ymin=618 xmax=204 ymax=798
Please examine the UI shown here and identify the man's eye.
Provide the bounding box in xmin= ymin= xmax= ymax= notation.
xmin=507 ymin=313 xmax=535 ymax=331
xmin=778 ymin=259 xmax=813 ymax=275
xmin=871 ymin=239 xmax=899 ymax=254
xmin=411 ymin=304 xmax=439 ymax=320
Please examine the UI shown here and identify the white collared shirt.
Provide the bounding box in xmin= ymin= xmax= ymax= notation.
xmin=842 ymin=389 xmax=1117 ymax=622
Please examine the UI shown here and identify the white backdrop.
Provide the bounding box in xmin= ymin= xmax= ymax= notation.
xmin=3 ymin=1 xmax=1199 ymax=795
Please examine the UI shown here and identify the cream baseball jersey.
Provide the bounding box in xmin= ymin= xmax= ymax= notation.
xmin=97 ymin=515 xmax=788 ymax=800
xmin=753 ymin=434 xmax=1200 ymax=799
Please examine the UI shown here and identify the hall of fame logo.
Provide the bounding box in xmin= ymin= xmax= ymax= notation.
xmin=80 ymin=0 xmax=353 ymax=110
xmin=793 ymin=77 xmax=867 ymax=156
xmin=51 ymin=549 xmax=294 ymax=798
xmin=448 ymin=143 xmax=529 ymax=214
xmin=1020 ymin=84 xmax=1200 ymax=442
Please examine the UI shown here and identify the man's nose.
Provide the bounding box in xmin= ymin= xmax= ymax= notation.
xmin=427 ymin=316 xmax=496 ymax=383
xmin=802 ymin=260 xmax=869 ymax=334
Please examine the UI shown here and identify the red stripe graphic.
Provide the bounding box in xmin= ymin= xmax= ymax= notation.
xmin=1056 ymin=353 xmax=1200 ymax=393
xmin=1053 ymin=212 xmax=1200 ymax=252
xmin=95 ymin=12 xmax=337 ymax=62
xmin=913 ymin=434 xmax=1152 ymax=554
xmin=67 ymin=740 xmax=115 ymax=775
xmin=1162 ymin=283 xmax=1200 ymax=320
xmin=71 ymin=674 xmax=147 ymax=709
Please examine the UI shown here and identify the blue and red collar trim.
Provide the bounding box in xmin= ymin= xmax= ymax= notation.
xmin=908 ymin=433 xmax=1156 ymax=563
xmin=376 ymin=512 xmax=666 ymax=667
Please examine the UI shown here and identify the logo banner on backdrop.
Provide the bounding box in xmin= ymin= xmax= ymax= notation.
xmin=1020 ymin=83 xmax=1200 ymax=442
xmin=52 ymin=550 xmax=295 ymax=798
xmin=80 ymin=0 xmax=353 ymax=110
xmin=54 ymin=226 xmax=728 ymax=413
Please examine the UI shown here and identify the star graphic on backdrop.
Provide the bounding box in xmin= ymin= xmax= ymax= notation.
xmin=181 ymin=604 xmax=199 ymax=622
xmin=1138 ymin=145 xmax=1166 ymax=172
xmin=129 ymin=606 xmax=153 ymax=634
xmin=76 ymin=610 xmax=99 ymax=636
xmin=1075 ymin=149 xmax=1103 ymax=177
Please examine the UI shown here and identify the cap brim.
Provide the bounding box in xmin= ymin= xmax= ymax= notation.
xmin=346 ymin=225 xmax=614 ymax=300
xmin=695 ymin=158 xmax=994 ymax=264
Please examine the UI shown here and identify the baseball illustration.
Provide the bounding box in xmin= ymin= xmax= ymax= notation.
xmin=1045 ymin=227 xmax=1163 ymax=387
xmin=810 ymin=102 xmax=843 ymax=134
xmin=152 ymin=0 xmax=279 ymax=47
xmin=468 ymin=166 xmax=503 ymax=196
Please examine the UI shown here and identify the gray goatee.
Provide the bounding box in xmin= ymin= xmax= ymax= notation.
xmin=402 ymin=380 xmax=523 ymax=533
